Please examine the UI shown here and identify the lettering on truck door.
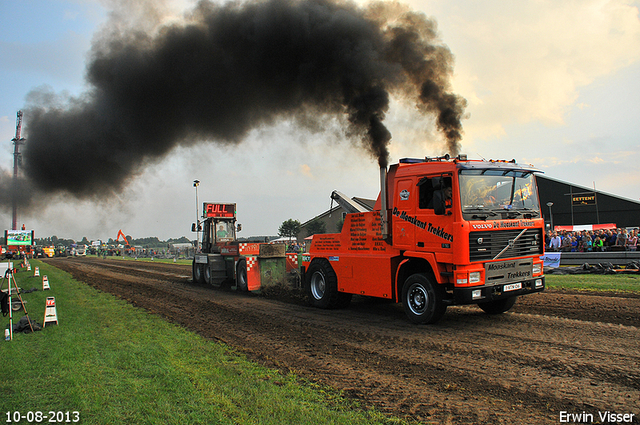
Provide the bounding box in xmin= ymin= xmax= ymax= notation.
xmin=393 ymin=178 xmax=415 ymax=250
xmin=415 ymin=175 xmax=454 ymax=260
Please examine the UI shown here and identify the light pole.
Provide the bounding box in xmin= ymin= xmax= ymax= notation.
xmin=546 ymin=202 xmax=554 ymax=231
xmin=194 ymin=180 xmax=200 ymax=250
xmin=11 ymin=111 xmax=25 ymax=231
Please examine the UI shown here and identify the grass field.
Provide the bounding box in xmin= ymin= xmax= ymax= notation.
xmin=545 ymin=272 xmax=640 ymax=292
xmin=3 ymin=259 xmax=637 ymax=425
xmin=1 ymin=260 xmax=404 ymax=425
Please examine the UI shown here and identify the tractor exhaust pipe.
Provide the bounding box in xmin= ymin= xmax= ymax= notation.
xmin=380 ymin=166 xmax=389 ymax=239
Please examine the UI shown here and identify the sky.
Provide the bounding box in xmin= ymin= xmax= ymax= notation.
xmin=1 ymin=0 xmax=639 ymax=242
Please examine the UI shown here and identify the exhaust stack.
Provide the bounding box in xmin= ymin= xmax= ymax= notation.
xmin=380 ymin=166 xmax=389 ymax=239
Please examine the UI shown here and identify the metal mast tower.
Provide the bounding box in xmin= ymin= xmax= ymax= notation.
xmin=11 ymin=111 xmax=25 ymax=230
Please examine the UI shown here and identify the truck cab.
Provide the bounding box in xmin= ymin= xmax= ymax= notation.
xmin=303 ymin=155 xmax=545 ymax=324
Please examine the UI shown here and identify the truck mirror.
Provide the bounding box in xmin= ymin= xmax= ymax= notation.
xmin=433 ymin=190 xmax=446 ymax=215
xmin=191 ymin=223 xmax=197 ymax=232
xmin=237 ymin=223 xmax=242 ymax=232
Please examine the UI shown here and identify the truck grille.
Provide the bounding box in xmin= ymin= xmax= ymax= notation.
xmin=469 ymin=229 xmax=543 ymax=262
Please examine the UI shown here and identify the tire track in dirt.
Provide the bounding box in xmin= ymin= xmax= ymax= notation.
xmin=45 ymin=258 xmax=640 ymax=425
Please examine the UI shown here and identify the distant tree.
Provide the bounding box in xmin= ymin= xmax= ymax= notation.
xmin=306 ymin=220 xmax=326 ymax=236
xmin=47 ymin=236 xmax=74 ymax=247
xmin=131 ymin=236 xmax=162 ymax=247
xmin=279 ymin=219 xmax=301 ymax=239
xmin=168 ymin=236 xmax=191 ymax=244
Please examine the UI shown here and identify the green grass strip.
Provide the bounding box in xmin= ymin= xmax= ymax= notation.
xmin=1 ymin=260 xmax=405 ymax=425
xmin=545 ymin=273 xmax=640 ymax=293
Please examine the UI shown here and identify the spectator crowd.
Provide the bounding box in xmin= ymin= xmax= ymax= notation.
xmin=546 ymin=228 xmax=638 ymax=252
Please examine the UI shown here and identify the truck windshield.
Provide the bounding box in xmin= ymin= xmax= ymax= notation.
xmin=214 ymin=220 xmax=235 ymax=242
xmin=459 ymin=169 xmax=540 ymax=215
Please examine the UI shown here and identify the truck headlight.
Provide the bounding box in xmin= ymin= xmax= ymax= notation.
xmin=469 ymin=271 xmax=481 ymax=284
xmin=472 ymin=289 xmax=482 ymax=299
xmin=532 ymin=263 xmax=542 ymax=275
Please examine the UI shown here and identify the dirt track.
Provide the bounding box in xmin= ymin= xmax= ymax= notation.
xmin=44 ymin=257 xmax=639 ymax=424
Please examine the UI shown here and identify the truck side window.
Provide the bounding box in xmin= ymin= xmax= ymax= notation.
xmin=418 ymin=176 xmax=437 ymax=209
xmin=418 ymin=176 xmax=452 ymax=212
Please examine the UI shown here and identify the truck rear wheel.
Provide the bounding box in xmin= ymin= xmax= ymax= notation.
xmin=402 ymin=273 xmax=447 ymax=324
xmin=193 ymin=260 xmax=205 ymax=284
xmin=236 ymin=259 xmax=248 ymax=292
xmin=478 ymin=296 xmax=517 ymax=314
xmin=306 ymin=259 xmax=351 ymax=309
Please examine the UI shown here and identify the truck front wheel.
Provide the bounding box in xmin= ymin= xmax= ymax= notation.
xmin=193 ymin=260 xmax=205 ymax=284
xmin=306 ymin=259 xmax=351 ymax=309
xmin=478 ymin=296 xmax=517 ymax=314
xmin=402 ymin=273 xmax=447 ymax=324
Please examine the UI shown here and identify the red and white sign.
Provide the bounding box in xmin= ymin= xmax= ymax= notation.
xmin=239 ymin=243 xmax=260 ymax=256
xmin=554 ymin=223 xmax=616 ymax=232
xmin=44 ymin=297 xmax=58 ymax=326
xmin=204 ymin=203 xmax=236 ymax=218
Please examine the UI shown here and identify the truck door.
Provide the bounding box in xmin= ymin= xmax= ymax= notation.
xmin=201 ymin=219 xmax=212 ymax=253
xmin=393 ymin=178 xmax=415 ymax=250
xmin=415 ymin=175 xmax=454 ymax=260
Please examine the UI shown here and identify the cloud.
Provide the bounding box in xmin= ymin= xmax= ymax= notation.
xmin=433 ymin=0 xmax=640 ymax=140
xmin=299 ymin=164 xmax=314 ymax=179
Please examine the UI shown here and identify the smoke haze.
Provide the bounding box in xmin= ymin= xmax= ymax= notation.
xmin=15 ymin=0 xmax=465 ymax=205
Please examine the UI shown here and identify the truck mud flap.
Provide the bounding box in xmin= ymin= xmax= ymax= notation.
xmin=246 ymin=256 xmax=261 ymax=291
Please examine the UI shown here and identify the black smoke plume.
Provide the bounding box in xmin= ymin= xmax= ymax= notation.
xmin=19 ymin=0 xmax=466 ymax=201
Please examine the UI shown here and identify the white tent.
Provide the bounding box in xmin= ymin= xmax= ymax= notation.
xmin=269 ymin=236 xmax=297 ymax=243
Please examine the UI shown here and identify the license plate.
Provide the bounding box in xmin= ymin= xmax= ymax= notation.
xmin=195 ymin=255 xmax=208 ymax=264
xmin=504 ymin=282 xmax=522 ymax=292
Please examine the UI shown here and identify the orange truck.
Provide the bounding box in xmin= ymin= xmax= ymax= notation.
xmin=302 ymin=154 xmax=545 ymax=324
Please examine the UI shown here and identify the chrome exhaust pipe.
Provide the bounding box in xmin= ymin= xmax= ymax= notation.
xmin=380 ymin=166 xmax=389 ymax=239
